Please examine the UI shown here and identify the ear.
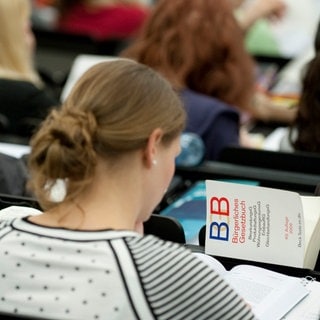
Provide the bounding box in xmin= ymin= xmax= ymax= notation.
xmin=143 ymin=128 xmax=163 ymax=168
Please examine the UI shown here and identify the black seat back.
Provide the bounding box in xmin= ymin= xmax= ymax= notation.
xmin=218 ymin=146 xmax=320 ymax=175
xmin=144 ymin=214 xmax=186 ymax=244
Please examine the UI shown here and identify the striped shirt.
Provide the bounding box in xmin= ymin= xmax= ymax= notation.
xmin=0 ymin=216 xmax=256 ymax=320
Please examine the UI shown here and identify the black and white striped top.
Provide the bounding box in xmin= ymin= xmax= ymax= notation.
xmin=0 ymin=217 xmax=256 ymax=320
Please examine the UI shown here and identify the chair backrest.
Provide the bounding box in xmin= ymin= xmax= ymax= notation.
xmin=0 ymin=152 xmax=30 ymax=196
xmin=198 ymin=225 xmax=206 ymax=247
xmin=218 ymin=146 xmax=320 ymax=175
xmin=34 ymin=27 xmax=130 ymax=85
xmin=34 ymin=28 xmax=130 ymax=56
xmin=143 ymin=214 xmax=186 ymax=244
xmin=0 ymin=193 xmax=41 ymax=211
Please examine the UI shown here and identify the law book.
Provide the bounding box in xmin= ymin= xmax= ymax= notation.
xmin=205 ymin=180 xmax=320 ymax=269
xmin=193 ymin=252 xmax=317 ymax=320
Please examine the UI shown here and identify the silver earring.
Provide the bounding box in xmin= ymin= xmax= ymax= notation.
xmin=152 ymin=159 xmax=158 ymax=165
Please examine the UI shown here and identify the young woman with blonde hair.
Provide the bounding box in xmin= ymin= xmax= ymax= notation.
xmin=0 ymin=0 xmax=57 ymax=138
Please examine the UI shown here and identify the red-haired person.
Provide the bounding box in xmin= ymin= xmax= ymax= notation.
xmin=122 ymin=0 xmax=255 ymax=159
xmin=122 ymin=0 xmax=296 ymax=159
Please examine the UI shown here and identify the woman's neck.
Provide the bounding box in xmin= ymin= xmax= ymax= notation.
xmin=30 ymin=154 xmax=145 ymax=231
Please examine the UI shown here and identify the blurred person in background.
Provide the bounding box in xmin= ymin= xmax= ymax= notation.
xmin=0 ymin=0 xmax=57 ymax=139
xmin=122 ymin=0 xmax=293 ymax=159
xmin=53 ymin=0 xmax=150 ymax=41
xmin=280 ymin=21 xmax=320 ymax=153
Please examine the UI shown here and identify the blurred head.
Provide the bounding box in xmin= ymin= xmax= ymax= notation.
xmin=28 ymin=59 xmax=186 ymax=209
xmin=291 ymin=52 xmax=320 ymax=152
xmin=0 ymin=0 xmax=40 ymax=84
xmin=122 ymin=0 xmax=255 ymax=110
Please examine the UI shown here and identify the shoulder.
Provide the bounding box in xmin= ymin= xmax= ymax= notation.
xmin=126 ymin=235 xmax=255 ymax=320
xmin=0 ymin=206 xmax=42 ymax=223
xmin=0 ymin=214 xmax=26 ymax=236
xmin=126 ymin=234 xmax=219 ymax=281
xmin=127 ymin=234 xmax=204 ymax=268
xmin=0 ymin=218 xmax=13 ymax=231
xmin=127 ymin=234 xmax=191 ymax=255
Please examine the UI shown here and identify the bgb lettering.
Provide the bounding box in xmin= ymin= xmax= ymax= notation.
xmin=209 ymin=197 xmax=230 ymax=241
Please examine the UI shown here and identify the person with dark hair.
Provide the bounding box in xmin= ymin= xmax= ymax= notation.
xmin=315 ymin=20 xmax=320 ymax=52
xmin=0 ymin=59 xmax=256 ymax=320
xmin=280 ymin=55 xmax=320 ymax=152
xmin=279 ymin=20 xmax=320 ymax=153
